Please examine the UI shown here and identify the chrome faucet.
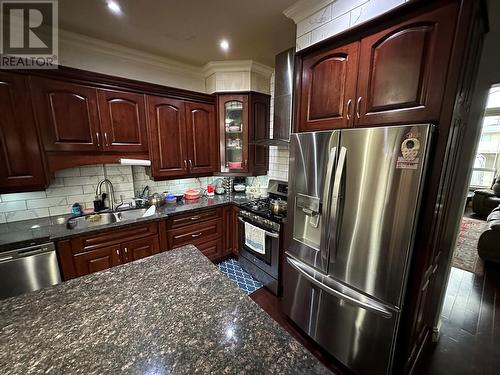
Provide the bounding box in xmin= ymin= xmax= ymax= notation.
xmin=96 ymin=179 xmax=121 ymax=211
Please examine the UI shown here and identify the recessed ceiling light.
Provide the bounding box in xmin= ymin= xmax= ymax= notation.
xmin=220 ymin=39 xmax=229 ymax=52
xmin=107 ymin=0 xmax=122 ymax=15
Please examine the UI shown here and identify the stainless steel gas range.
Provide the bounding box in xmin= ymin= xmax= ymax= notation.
xmin=237 ymin=179 xmax=288 ymax=295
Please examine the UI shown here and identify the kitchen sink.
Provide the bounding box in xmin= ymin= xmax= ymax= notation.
xmin=66 ymin=208 xmax=153 ymax=230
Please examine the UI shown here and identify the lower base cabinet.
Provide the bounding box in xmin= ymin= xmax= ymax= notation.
xmin=57 ymin=222 xmax=160 ymax=280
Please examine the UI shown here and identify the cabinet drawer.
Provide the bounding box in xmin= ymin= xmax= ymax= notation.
xmin=167 ymin=208 xmax=222 ymax=229
xmin=70 ymin=222 xmax=158 ymax=254
xmin=167 ymin=219 xmax=222 ymax=248
xmin=196 ymin=238 xmax=223 ymax=261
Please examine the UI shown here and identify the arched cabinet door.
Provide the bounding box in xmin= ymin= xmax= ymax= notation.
xmin=185 ymin=102 xmax=217 ymax=174
xmin=146 ymin=96 xmax=189 ymax=178
xmin=30 ymin=77 xmax=101 ymax=152
xmin=97 ymin=90 xmax=148 ymax=153
xmin=298 ymin=41 xmax=359 ymax=131
xmin=0 ymin=72 xmax=47 ymax=192
xmin=355 ymin=2 xmax=458 ymax=126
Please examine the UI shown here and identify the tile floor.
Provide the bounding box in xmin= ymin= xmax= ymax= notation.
xmin=217 ymin=259 xmax=262 ymax=295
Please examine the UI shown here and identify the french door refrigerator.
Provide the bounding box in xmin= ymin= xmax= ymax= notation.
xmin=283 ymin=124 xmax=433 ymax=375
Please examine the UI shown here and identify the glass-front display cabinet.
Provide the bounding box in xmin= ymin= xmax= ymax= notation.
xmin=217 ymin=93 xmax=270 ymax=176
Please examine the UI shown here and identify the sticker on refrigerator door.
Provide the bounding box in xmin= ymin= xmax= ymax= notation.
xmin=397 ymin=137 xmax=420 ymax=169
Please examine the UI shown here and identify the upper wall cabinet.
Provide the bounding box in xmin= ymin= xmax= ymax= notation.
xmin=97 ymin=89 xmax=148 ymax=153
xmin=147 ymin=96 xmax=188 ymax=178
xmin=147 ymin=96 xmax=218 ymax=180
xmin=355 ymin=2 xmax=458 ymax=126
xmin=31 ymin=77 xmax=101 ymax=152
xmin=296 ymin=2 xmax=458 ymax=131
xmin=185 ymin=102 xmax=218 ymax=174
xmin=298 ymin=42 xmax=359 ymax=131
xmin=218 ymin=92 xmax=269 ymax=175
xmin=31 ymin=77 xmax=149 ymax=154
xmin=0 ymin=72 xmax=47 ymax=193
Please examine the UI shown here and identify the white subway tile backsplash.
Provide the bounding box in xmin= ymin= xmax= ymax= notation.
xmin=5 ymin=209 xmax=49 ymax=222
xmin=1 ymin=191 xmax=46 ymax=202
xmin=80 ymin=165 xmax=104 ymax=176
xmin=0 ymin=201 xmax=27 ymax=213
xmin=0 ymin=213 xmax=5 ymax=224
xmin=46 ymin=186 xmax=84 ymax=197
xmin=63 ymin=176 xmax=99 ymax=187
xmin=48 ymin=206 xmax=71 ymax=217
xmin=27 ymin=197 xmax=67 ymax=209
xmin=55 ymin=168 xmax=80 ymax=178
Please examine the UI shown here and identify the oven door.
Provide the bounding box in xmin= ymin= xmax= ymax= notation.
xmin=238 ymin=216 xmax=279 ymax=279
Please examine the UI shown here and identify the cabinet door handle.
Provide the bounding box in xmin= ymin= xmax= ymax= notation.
xmin=190 ymin=216 xmax=200 ymax=220
xmin=188 ymin=159 xmax=193 ymax=169
xmin=355 ymin=97 xmax=362 ymax=119
xmin=191 ymin=232 xmax=203 ymax=238
xmin=243 ymin=159 xmax=247 ymax=168
xmin=184 ymin=160 xmax=188 ymax=170
xmin=346 ymin=99 xmax=352 ymax=120
xmin=124 ymin=247 xmax=128 ymax=253
xmin=116 ymin=249 xmax=119 ymax=256
xmin=96 ymin=132 xmax=101 ymax=147
xmin=104 ymin=132 xmax=109 ymax=146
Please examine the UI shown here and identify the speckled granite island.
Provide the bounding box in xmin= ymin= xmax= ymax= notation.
xmin=0 ymin=245 xmax=331 ymax=374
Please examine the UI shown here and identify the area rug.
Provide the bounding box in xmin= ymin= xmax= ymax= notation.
xmin=452 ymin=217 xmax=489 ymax=274
xmin=217 ymin=259 xmax=263 ymax=295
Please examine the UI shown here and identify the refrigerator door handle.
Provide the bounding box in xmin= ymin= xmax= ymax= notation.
xmin=287 ymin=256 xmax=393 ymax=319
xmin=329 ymin=146 xmax=347 ymax=262
xmin=320 ymin=147 xmax=337 ymax=262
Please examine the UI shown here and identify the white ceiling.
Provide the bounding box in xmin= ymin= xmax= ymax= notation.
xmin=59 ymin=0 xmax=297 ymax=67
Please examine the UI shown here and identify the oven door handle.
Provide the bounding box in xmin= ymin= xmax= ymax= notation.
xmin=238 ymin=217 xmax=279 ymax=238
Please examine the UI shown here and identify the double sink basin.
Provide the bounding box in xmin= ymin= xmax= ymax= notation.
xmin=66 ymin=208 xmax=153 ymax=230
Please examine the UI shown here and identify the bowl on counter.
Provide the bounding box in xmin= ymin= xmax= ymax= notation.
xmin=184 ymin=189 xmax=200 ymax=200
xmin=234 ymin=184 xmax=246 ymax=193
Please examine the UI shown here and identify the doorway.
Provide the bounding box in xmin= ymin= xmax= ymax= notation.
xmin=423 ymin=85 xmax=500 ymax=374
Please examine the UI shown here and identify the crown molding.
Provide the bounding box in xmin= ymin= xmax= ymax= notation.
xmin=202 ymin=60 xmax=273 ymax=78
xmin=60 ymin=29 xmax=205 ymax=79
xmin=283 ymin=0 xmax=334 ymax=24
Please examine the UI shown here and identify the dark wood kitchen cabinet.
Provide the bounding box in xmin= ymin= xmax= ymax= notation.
xmin=355 ymin=2 xmax=458 ymax=126
xmin=147 ymin=96 xmax=189 ymax=178
xmin=297 ymin=41 xmax=359 ymax=131
xmin=31 ymin=77 xmax=151 ymax=153
xmin=57 ymin=222 xmax=160 ymax=280
xmin=30 ymin=77 xmax=101 ymax=152
xmin=223 ymin=205 xmax=240 ymax=256
xmin=296 ymin=1 xmax=458 ymax=131
xmin=0 ymin=72 xmax=48 ymax=193
xmin=147 ymin=95 xmax=217 ymax=180
xmin=185 ymin=102 xmax=218 ymax=174
xmin=217 ymin=92 xmax=269 ymax=175
xmin=165 ymin=208 xmax=225 ymax=261
xmin=73 ymin=244 xmax=122 ymax=277
xmin=121 ymin=235 xmax=160 ymax=262
xmin=97 ymin=89 xmax=148 ymax=153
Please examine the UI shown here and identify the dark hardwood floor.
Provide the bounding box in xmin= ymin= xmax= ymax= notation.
xmin=250 ymin=263 xmax=500 ymax=375
xmin=420 ymin=264 xmax=500 ymax=375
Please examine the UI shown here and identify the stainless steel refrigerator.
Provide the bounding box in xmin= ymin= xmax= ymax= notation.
xmin=283 ymin=124 xmax=433 ymax=375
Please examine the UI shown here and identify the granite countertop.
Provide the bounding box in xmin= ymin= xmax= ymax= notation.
xmin=0 ymin=194 xmax=253 ymax=252
xmin=0 ymin=245 xmax=331 ymax=375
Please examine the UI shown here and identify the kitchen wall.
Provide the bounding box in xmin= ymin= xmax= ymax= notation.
xmin=0 ymin=165 xmax=214 ymax=224
xmin=267 ymin=73 xmax=291 ymax=182
xmin=284 ymin=0 xmax=410 ymax=51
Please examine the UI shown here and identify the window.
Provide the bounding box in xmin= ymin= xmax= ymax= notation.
xmin=470 ymin=85 xmax=500 ymax=189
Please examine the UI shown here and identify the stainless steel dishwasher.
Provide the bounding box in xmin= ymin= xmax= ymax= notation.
xmin=0 ymin=242 xmax=61 ymax=300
